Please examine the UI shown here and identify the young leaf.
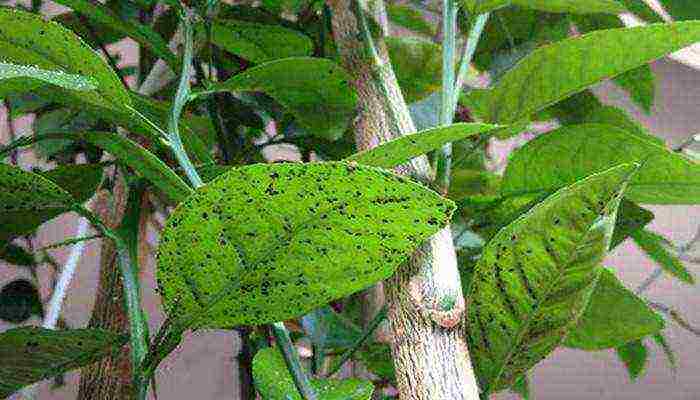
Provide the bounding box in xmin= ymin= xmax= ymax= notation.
xmin=210 ymin=19 xmax=313 ymax=63
xmin=501 ymin=124 xmax=700 ymax=204
xmin=0 ymin=327 xmax=127 ymax=397
xmin=0 ymin=163 xmax=76 ymax=242
xmin=564 ymin=268 xmax=665 ymax=350
xmin=156 ymin=162 xmax=454 ymax=328
xmin=345 ymin=123 xmax=499 ymax=169
xmin=465 ymin=163 xmax=636 ymax=392
xmin=616 ymin=340 xmax=649 ymax=381
xmin=253 ymin=347 xmax=374 ymax=400
xmin=465 ymin=21 xmax=700 ymax=125
xmin=0 ymin=8 xmax=131 ymax=113
xmin=631 ymin=229 xmax=695 ymax=284
xmin=51 ymin=0 xmax=179 ymax=70
xmin=0 ymin=62 xmax=97 ymax=93
xmin=40 ymin=163 xmax=104 ymax=204
xmin=211 ymin=57 xmax=357 ymax=140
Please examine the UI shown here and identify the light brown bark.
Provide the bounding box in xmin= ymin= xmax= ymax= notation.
xmin=327 ymin=1 xmax=481 ymax=399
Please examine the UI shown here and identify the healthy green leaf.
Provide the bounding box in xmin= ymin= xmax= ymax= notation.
xmin=652 ymin=332 xmax=677 ymax=373
xmin=0 ymin=327 xmax=127 ymax=397
xmin=616 ymin=339 xmax=648 ymax=380
xmin=212 ymin=57 xmax=357 ymax=140
xmin=51 ymin=0 xmax=179 ymax=70
xmin=386 ymin=4 xmax=436 ymax=36
xmin=613 ymin=65 xmax=656 ymax=114
xmin=252 ymin=347 xmax=374 ymax=400
xmin=210 ymin=19 xmax=313 ymax=63
xmin=502 ymin=124 xmax=700 ymax=204
xmin=40 ymin=163 xmax=104 ymax=204
xmin=462 ymin=0 xmax=511 ymax=14
xmin=0 ymin=8 xmax=131 ymax=112
xmin=465 ymin=164 xmax=636 ymax=392
xmin=0 ymin=62 xmax=97 ymax=92
xmin=631 ymin=229 xmax=695 ymax=284
xmin=0 ymin=163 xmax=76 ymax=242
xmin=386 ymin=37 xmax=442 ymax=103
xmin=345 ymin=123 xmax=499 ymax=169
xmin=611 ymin=200 xmax=654 ymax=248
xmin=466 ymin=21 xmax=700 ymax=124
xmin=464 ymin=0 xmax=626 ymax=14
xmin=659 ymin=0 xmax=700 ymax=21
xmin=156 ymin=162 xmax=454 ymax=328
xmin=564 ymin=268 xmax=665 ymax=350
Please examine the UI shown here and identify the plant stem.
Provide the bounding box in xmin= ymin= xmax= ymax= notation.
xmin=454 ymin=12 xmax=490 ymax=107
xmin=271 ymin=322 xmax=318 ymax=400
xmin=327 ymin=306 xmax=388 ymax=377
xmin=435 ymin=0 xmax=458 ymax=194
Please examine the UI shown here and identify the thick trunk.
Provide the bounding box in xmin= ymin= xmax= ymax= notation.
xmin=328 ymin=1 xmax=481 ymax=398
xmin=77 ymin=177 xmax=132 ymax=400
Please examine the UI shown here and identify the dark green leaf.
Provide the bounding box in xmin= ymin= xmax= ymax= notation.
xmin=0 ymin=243 xmax=35 ymax=267
xmin=611 ymin=200 xmax=654 ymax=248
xmin=210 ymin=19 xmax=313 ymax=63
xmin=616 ymin=339 xmax=648 ymax=381
xmin=253 ymin=347 xmax=374 ymax=400
xmin=0 ymin=327 xmax=127 ymax=396
xmin=386 ymin=4 xmax=436 ymax=36
xmin=613 ymin=65 xmax=656 ymax=114
xmin=0 ymin=163 xmax=76 ymax=242
xmin=466 ymin=21 xmax=700 ymax=125
xmin=502 ymin=124 xmax=700 ymax=204
xmin=156 ymin=162 xmax=454 ymax=328
xmin=651 ymin=332 xmax=677 ymax=373
xmin=564 ymin=268 xmax=665 ymax=350
xmin=40 ymin=163 xmax=104 ymax=204
xmin=0 ymin=8 xmax=131 ymax=113
xmin=465 ymin=164 xmax=636 ymax=391
xmin=631 ymin=229 xmax=695 ymax=284
xmin=357 ymin=343 xmax=395 ymax=382
xmin=0 ymin=279 xmax=43 ymax=323
xmin=464 ymin=0 xmax=626 ymax=14
xmin=213 ymin=58 xmax=357 ymax=140
xmin=345 ymin=123 xmax=499 ymax=169
xmin=659 ymin=0 xmax=700 ymax=21
xmin=386 ymin=37 xmax=442 ymax=103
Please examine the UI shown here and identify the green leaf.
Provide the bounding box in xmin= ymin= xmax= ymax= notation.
xmin=581 ymin=105 xmax=663 ymax=144
xmin=464 ymin=0 xmax=626 ymax=14
xmin=651 ymin=332 xmax=677 ymax=373
xmin=345 ymin=123 xmax=499 ymax=169
xmin=40 ymin=163 xmax=104 ymax=204
xmin=0 ymin=62 xmax=97 ymax=92
xmin=0 ymin=327 xmax=127 ymax=397
xmin=156 ymin=162 xmax=454 ymax=328
xmin=466 ymin=21 xmax=700 ymax=124
xmin=0 ymin=163 xmax=76 ymax=242
xmin=613 ymin=64 xmax=656 ymax=113
xmin=51 ymin=0 xmax=179 ymax=70
xmin=465 ymin=164 xmax=636 ymax=392
xmin=213 ymin=57 xmax=357 ymax=140
xmin=616 ymin=339 xmax=648 ymax=381
xmin=0 ymin=243 xmax=35 ymax=267
xmin=564 ymin=268 xmax=665 ymax=350
xmin=386 ymin=37 xmax=442 ymax=103
xmin=0 ymin=279 xmax=43 ymax=323
xmin=502 ymin=124 xmax=700 ymax=204
xmin=659 ymin=0 xmax=700 ymax=21
xmin=210 ymin=19 xmax=313 ymax=63
xmin=386 ymin=4 xmax=436 ymax=36
xmin=631 ymin=229 xmax=695 ymax=284
xmin=357 ymin=343 xmax=395 ymax=382
xmin=611 ymin=200 xmax=654 ymax=248
xmin=253 ymin=347 xmax=374 ymax=400
xmin=0 ymin=8 xmax=131 ymax=113
xmin=462 ymin=0 xmax=511 ymax=14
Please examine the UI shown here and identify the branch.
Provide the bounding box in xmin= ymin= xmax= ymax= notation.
xmin=271 ymin=322 xmax=318 ymax=400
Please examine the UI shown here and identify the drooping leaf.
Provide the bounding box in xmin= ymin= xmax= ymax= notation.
xmin=213 ymin=57 xmax=357 ymax=140
xmin=0 ymin=327 xmax=127 ymax=397
xmin=156 ymin=162 xmax=454 ymax=328
xmin=465 ymin=164 xmax=636 ymax=392
xmin=502 ymin=124 xmax=700 ymax=204
xmin=345 ymin=123 xmax=499 ymax=169
xmin=0 ymin=163 xmax=76 ymax=242
xmin=610 ymin=200 xmax=654 ymax=248
xmin=564 ymin=268 xmax=665 ymax=350
xmin=40 ymin=163 xmax=104 ymax=204
xmin=51 ymin=0 xmax=179 ymax=70
xmin=466 ymin=21 xmax=700 ymax=125
xmin=631 ymin=229 xmax=695 ymax=284
xmin=0 ymin=279 xmax=43 ymax=323
xmin=0 ymin=62 xmax=97 ymax=92
xmin=386 ymin=37 xmax=443 ymax=103
xmin=0 ymin=8 xmax=131 ymax=112
xmin=386 ymin=4 xmax=436 ymax=36
xmin=210 ymin=19 xmax=313 ymax=63
xmin=252 ymin=347 xmax=374 ymax=400
xmin=616 ymin=339 xmax=649 ymax=381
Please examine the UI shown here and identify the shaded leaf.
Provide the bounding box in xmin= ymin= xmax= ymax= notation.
xmin=611 ymin=200 xmax=654 ymax=248
xmin=466 ymin=21 xmax=700 ymax=125
xmin=213 ymin=58 xmax=357 ymax=140
xmin=502 ymin=124 xmax=700 ymax=204
xmin=613 ymin=65 xmax=656 ymax=114
xmin=616 ymin=339 xmax=648 ymax=381
xmin=0 ymin=327 xmax=127 ymax=396
xmin=40 ymin=163 xmax=104 ymax=204
xmin=253 ymin=347 xmax=374 ymax=400
xmin=210 ymin=19 xmax=313 ymax=63
xmin=0 ymin=279 xmax=43 ymax=323
xmin=631 ymin=229 xmax=695 ymax=284
xmin=387 ymin=4 xmax=436 ymax=36
xmin=357 ymin=343 xmax=395 ymax=382
xmin=345 ymin=123 xmax=498 ymax=169
xmin=386 ymin=37 xmax=442 ymax=103
xmin=659 ymin=0 xmax=700 ymax=21
xmin=465 ymin=164 xmax=636 ymax=391
xmin=564 ymin=268 xmax=664 ymax=350
xmin=156 ymin=162 xmax=454 ymax=328
xmin=0 ymin=243 xmax=35 ymax=267
xmin=464 ymin=0 xmax=625 ymax=14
